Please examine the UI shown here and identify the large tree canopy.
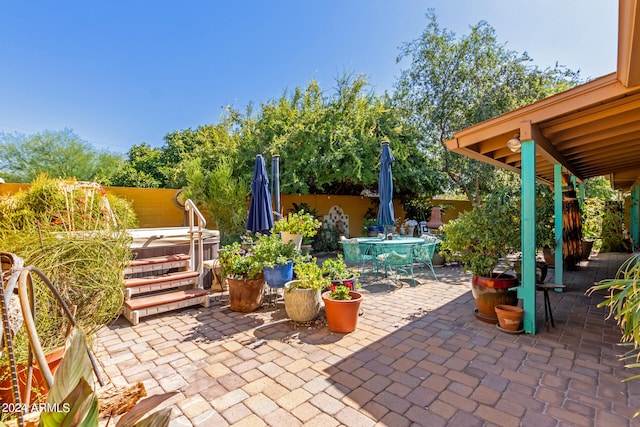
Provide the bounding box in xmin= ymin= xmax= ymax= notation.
xmin=0 ymin=128 xmax=122 ymax=183
xmin=394 ymin=11 xmax=581 ymax=203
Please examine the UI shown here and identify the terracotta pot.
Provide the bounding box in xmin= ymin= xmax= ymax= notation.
xmin=0 ymin=346 xmax=65 ymax=405
xmin=471 ymin=274 xmax=518 ymax=324
xmin=495 ymin=304 xmax=523 ymax=331
xmin=581 ymin=239 xmax=594 ymax=260
xmin=284 ymin=281 xmax=321 ymax=322
xmin=322 ymin=291 xmax=363 ymax=333
xmin=543 ymin=247 xmax=555 ymax=267
xmin=227 ymin=275 xmax=265 ymax=312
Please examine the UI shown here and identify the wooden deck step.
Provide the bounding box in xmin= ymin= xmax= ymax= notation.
xmin=125 ymin=253 xmax=191 ymax=275
xmin=124 ymin=270 xmax=199 ymax=298
xmin=123 ymin=289 xmax=210 ymax=325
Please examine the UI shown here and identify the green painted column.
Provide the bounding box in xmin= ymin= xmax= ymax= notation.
xmin=554 ymin=164 xmax=563 ymax=285
xmin=631 ymin=184 xmax=639 ymax=251
xmin=518 ymin=139 xmax=536 ymax=335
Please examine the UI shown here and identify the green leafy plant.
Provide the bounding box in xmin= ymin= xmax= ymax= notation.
xmin=273 ymin=210 xmax=321 ymax=238
xmin=326 ymin=284 xmax=355 ymax=301
xmin=321 ymin=255 xmax=358 ymax=281
xmin=252 ymin=233 xmax=298 ymax=268
xmin=587 ymin=253 xmax=640 ymax=416
xmin=218 ymin=242 xmax=262 ymax=279
xmin=440 ymin=191 xmax=520 ymax=277
xmin=288 ymin=259 xmax=330 ymax=291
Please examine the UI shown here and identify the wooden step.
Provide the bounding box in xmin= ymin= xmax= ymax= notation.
xmin=124 ymin=270 xmax=199 ymax=298
xmin=125 ymin=253 xmax=191 ymax=275
xmin=123 ymin=289 xmax=210 ymax=326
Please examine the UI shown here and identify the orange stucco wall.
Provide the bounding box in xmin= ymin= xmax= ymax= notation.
xmin=0 ymin=183 xmax=471 ymax=232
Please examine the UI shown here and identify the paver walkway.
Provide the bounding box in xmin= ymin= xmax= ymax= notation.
xmin=94 ymin=251 xmax=640 ymax=426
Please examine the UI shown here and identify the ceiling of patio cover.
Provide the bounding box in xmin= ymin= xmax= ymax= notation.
xmin=246 ymin=154 xmax=274 ymax=233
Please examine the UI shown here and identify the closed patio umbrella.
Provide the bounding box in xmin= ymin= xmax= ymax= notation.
xmin=377 ymin=141 xmax=395 ymax=228
xmin=246 ymin=154 xmax=274 ymax=233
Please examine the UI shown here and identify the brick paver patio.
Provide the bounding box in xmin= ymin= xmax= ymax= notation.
xmin=94 ymin=251 xmax=640 ymax=426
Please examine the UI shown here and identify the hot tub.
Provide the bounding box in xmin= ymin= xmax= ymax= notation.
xmin=127 ymin=227 xmax=220 ymax=288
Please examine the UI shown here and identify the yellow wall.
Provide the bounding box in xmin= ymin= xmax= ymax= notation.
xmin=0 ymin=183 xmax=471 ymax=232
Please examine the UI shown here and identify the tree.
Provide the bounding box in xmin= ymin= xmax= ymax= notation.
xmin=0 ymin=128 xmax=123 ymax=183
xmin=394 ymin=11 xmax=581 ymax=204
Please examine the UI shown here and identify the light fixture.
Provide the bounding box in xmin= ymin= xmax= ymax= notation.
xmin=507 ymin=134 xmax=521 ymax=153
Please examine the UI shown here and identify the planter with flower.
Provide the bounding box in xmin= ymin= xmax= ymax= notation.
xmin=322 ymin=284 xmax=363 ymax=333
xmin=219 ymin=242 xmax=265 ymax=312
xmin=252 ymin=233 xmax=299 ymax=289
xmin=273 ymin=210 xmax=322 ymax=251
xmin=284 ymin=259 xmax=329 ymax=322
xmin=440 ymin=192 xmax=521 ymax=323
xmin=321 ymin=254 xmax=359 ymax=291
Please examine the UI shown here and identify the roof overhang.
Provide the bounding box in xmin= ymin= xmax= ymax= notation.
xmin=445 ymin=0 xmax=640 ymax=191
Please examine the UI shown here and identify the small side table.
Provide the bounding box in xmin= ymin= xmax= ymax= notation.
xmin=536 ymin=283 xmax=566 ymax=331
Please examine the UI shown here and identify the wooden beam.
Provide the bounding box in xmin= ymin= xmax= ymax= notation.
xmin=618 ymin=0 xmax=640 ymax=88
xmin=521 ymin=122 xmax=584 ymax=180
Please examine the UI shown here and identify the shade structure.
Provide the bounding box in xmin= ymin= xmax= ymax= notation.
xmin=246 ymin=154 xmax=274 ymax=233
xmin=377 ymin=142 xmax=395 ymax=227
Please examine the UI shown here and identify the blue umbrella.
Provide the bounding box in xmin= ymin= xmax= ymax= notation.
xmin=246 ymin=154 xmax=274 ymax=233
xmin=377 ymin=142 xmax=395 ymax=227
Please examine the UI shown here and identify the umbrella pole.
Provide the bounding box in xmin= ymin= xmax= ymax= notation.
xmin=272 ymin=155 xmax=281 ymax=220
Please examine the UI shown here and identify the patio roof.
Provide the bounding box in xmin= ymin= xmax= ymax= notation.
xmin=445 ymin=0 xmax=640 ymax=190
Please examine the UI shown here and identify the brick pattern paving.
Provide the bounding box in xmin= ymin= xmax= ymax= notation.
xmin=94 ymin=252 xmax=640 ymax=426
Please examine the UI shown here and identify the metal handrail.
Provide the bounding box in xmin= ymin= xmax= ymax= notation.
xmin=184 ymin=199 xmax=206 ymax=281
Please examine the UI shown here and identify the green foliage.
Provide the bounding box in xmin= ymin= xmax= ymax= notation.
xmin=252 ymin=233 xmax=298 ymax=268
xmin=582 ymin=198 xmax=604 ymax=240
xmin=0 ymin=176 xmax=134 ymax=358
xmin=394 ymin=11 xmax=581 ymax=203
xmin=289 ymin=259 xmax=330 ymax=291
xmin=321 ymin=254 xmax=358 ymax=280
xmin=402 ymin=198 xmax=432 ymax=222
xmin=440 ymin=191 xmax=520 ymax=277
xmin=273 ymin=210 xmax=321 ymax=238
xmin=326 ymin=285 xmax=354 ymax=301
xmin=600 ymin=201 xmax=628 ymax=252
xmin=584 ymin=176 xmax=617 ymax=200
xmin=0 ymin=129 xmax=124 ymax=184
xmin=218 ymin=241 xmax=262 ymax=280
xmin=183 ymin=157 xmax=249 ymax=246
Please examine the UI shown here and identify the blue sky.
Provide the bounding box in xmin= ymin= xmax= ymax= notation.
xmin=0 ymin=1 xmax=618 ymax=153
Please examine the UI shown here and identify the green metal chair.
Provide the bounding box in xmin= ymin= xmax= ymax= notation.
xmin=413 ymin=240 xmax=439 ymax=280
xmin=376 ymin=243 xmax=415 ymax=287
xmin=339 ymin=240 xmax=378 ymax=279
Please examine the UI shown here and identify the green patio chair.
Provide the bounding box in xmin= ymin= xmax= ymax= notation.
xmin=376 ymin=243 xmax=415 ymax=287
xmin=413 ymin=240 xmax=439 ymax=281
xmin=339 ymin=240 xmax=379 ymax=279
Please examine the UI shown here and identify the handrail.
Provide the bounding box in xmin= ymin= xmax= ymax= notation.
xmin=184 ymin=199 xmax=206 ymax=281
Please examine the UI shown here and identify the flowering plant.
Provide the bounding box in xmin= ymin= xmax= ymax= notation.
xmin=219 ymin=242 xmax=263 ymax=279
xmin=326 ymin=284 xmax=358 ymax=300
xmin=273 ymin=210 xmax=321 ymax=238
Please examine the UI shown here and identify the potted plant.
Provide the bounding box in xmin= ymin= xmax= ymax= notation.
xmin=283 ymin=259 xmax=329 ymax=322
xmin=252 ymin=233 xmax=298 ymax=288
xmin=440 ymin=191 xmax=521 ymax=323
xmin=321 ymin=254 xmax=359 ymax=290
xmin=322 ymin=284 xmax=363 ymax=333
xmin=273 ymin=210 xmax=321 ymax=250
xmin=219 ymin=241 xmax=265 ymax=312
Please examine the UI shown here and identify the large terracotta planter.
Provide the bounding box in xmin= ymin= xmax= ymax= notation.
xmin=227 ymin=275 xmax=265 ymax=312
xmin=471 ymin=274 xmax=518 ymax=324
xmin=322 ymin=291 xmax=363 ymax=333
xmin=0 ymin=346 xmax=65 ymax=405
xmin=284 ymin=281 xmax=322 ymax=322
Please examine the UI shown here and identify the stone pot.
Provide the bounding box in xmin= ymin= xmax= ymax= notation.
xmin=284 ymin=280 xmax=321 ymax=322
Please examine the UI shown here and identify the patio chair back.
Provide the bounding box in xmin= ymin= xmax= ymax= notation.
xmin=413 ymin=240 xmax=439 ymax=280
xmin=376 ymin=243 xmax=415 ymax=287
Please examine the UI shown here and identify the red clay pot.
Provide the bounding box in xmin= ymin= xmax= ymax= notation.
xmin=228 ymin=275 xmax=265 ymax=312
xmin=471 ymin=274 xmax=518 ymax=323
xmin=322 ymin=291 xmax=362 ymax=333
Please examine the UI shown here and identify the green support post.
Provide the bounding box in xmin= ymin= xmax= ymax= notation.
xmin=554 ymin=164 xmax=563 ymax=285
xmin=518 ymin=139 xmax=536 ymax=335
xmin=632 ymin=184 xmax=639 ymax=251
